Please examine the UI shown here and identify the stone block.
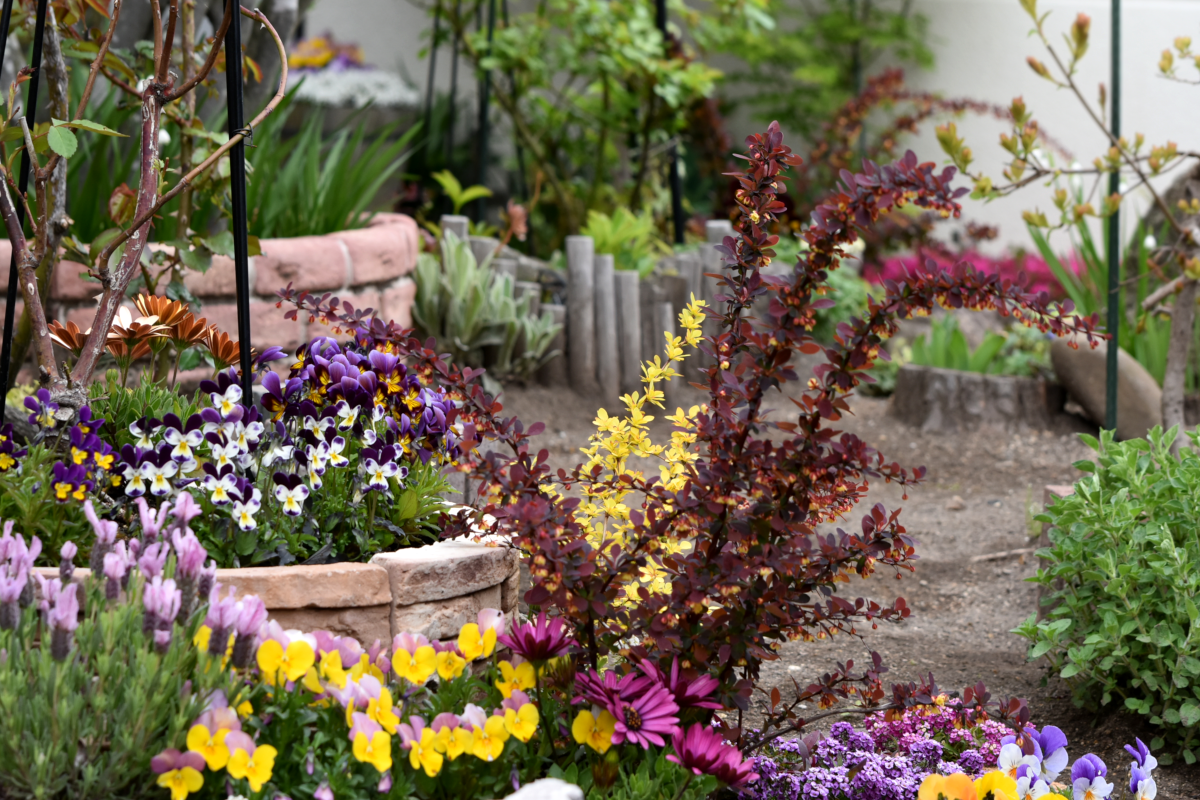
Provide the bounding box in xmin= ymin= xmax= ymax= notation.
xmin=268 ymin=604 xmax=391 ymax=646
xmin=390 ymin=584 xmax=503 ymax=640
xmin=254 ymin=235 xmax=349 ymax=295
xmin=1050 ymin=334 xmax=1162 ymax=441
xmin=184 ymin=255 xmax=240 ymax=298
xmin=198 ymin=301 xmax=305 ymax=351
xmin=501 ymin=567 xmax=520 ymax=612
xmin=342 ymin=217 xmax=419 ymax=286
xmin=52 ymin=261 xmax=100 ymax=301
xmin=381 ymin=278 xmax=416 ymax=329
xmin=370 ymin=540 xmax=518 ymax=606
xmin=215 ymin=562 xmax=391 ymax=609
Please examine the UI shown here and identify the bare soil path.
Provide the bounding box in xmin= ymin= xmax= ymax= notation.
xmin=499 ymin=379 xmax=1200 ymax=798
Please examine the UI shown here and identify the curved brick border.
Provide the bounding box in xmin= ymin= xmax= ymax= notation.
xmin=35 ymin=539 xmax=520 ymax=646
xmin=0 ymin=213 xmax=420 ymax=354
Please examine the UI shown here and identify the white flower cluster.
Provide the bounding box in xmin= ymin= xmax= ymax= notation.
xmin=287 ymin=68 xmax=420 ymax=108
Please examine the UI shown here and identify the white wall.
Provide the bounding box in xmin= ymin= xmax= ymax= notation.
xmin=898 ymin=0 xmax=1200 ymax=252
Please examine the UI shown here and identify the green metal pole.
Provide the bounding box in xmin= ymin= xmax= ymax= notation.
xmin=1105 ymin=0 xmax=1121 ymax=432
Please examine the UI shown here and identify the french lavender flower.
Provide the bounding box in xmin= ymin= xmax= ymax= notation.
xmin=49 ymin=583 xmax=80 ymax=661
xmin=102 ymin=552 xmax=125 ymax=600
xmin=136 ymin=496 xmax=169 ymax=544
xmin=0 ymin=568 xmax=25 ymax=629
xmin=197 ymin=559 xmax=217 ymax=602
xmin=144 ymin=576 xmax=182 ymax=646
xmin=172 ymin=529 xmax=207 ymax=619
xmin=138 ymin=541 xmax=170 ymax=580
xmin=204 ymin=586 xmax=240 ymax=658
xmin=84 ymin=500 xmax=118 ymax=574
xmin=230 ymin=596 xmax=267 ymax=668
xmin=59 ymin=541 xmax=77 ymax=582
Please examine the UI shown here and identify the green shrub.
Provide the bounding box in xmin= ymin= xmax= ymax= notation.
xmin=580 ymin=208 xmax=671 ymax=277
xmin=1017 ymin=427 xmax=1200 ymax=762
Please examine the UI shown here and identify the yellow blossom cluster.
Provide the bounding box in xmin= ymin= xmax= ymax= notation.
xmin=572 ymin=296 xmax=708 ymax=597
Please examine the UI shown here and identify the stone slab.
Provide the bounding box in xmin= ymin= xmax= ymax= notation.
xmin=215 ymin=562 xmax=391 ymax=610
xmin=501 ymin=568 xmax=520 ymax=612
xmin=341 ymin=217 xmax=419 ymax=286
xmin=255 ymin=235 xmax=349 ymax=295
xmin=269 ymin=604 xmax=391 ymax=646
xmin=370 ymin=540 xmax=518 ymax=606
xmin=390 ymin=583 xmax=502 ymax=640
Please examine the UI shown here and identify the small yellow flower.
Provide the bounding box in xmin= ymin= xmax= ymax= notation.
xmin=437 ymin=726 xmax=473 ymax=760
xmin=457 ymin=622 xmax=497 ymax=661
xmin=156 ymin=767 xmax=204 ymax=800
xmin=391 ymin=646 xmax=436 ymax=684
xmin=256 ymin=639 xmax=316 ymax=684
xmin=409 ymin=727 xmax=445 ymax=777
xmin=503 ymin=703 xmax=539 ymax=743
xmin=973 ymin=771 xmax=1017 ymax=800
xmin=471 ymin=715 xmax=510 ymax=762
xmin=353 ymin=730 xmax=393 ymax=773
xmin=236 ymin=699 xmax=253 ymax=718
xmin=185 ymin=724 xmax=229 ymax=770
xmin=572 ymin=709 xmax=616 ymax=754
xmin=303 ymin=649 xmax=347 ymax=694
xmin=435 ymin=649 xmax=467 ymax=680
xmin=368 ymin=688 xmax=401 ymax=734
xmin=193 ymin=625 xmax=212 ymax=652
xmin=495 ymin=660 xmax=536 ymax=698
xmin=227 ymin=744 xmax=277 ymax=793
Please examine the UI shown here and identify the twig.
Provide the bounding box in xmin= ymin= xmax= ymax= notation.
xmin=165 ymin=0 xmax=235 ymax=102
xmin=969 ymin=547 xmax=1035 ymax=563
xmin=1142 ymin=275 xmax=1185 ymax=310
xmin=74 ymin=0 xmax=124 ymax=118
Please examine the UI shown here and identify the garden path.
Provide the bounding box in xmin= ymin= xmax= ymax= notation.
xmin=501 ymin=380 xmax=1200 ymax=798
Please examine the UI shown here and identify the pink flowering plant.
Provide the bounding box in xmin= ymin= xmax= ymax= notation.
xmin=0 ymin=492 xmax=247 ymax=800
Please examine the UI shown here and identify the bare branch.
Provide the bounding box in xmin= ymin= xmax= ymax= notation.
xmin=74 ymin=0 xmax=124 ymax=119
xmin=158 ymin=0 xmax=180 ymax=83
xmin=1142 ymin=275 xmax=1185 ymax=310
xmin=164 ymin=0 xmax=234 ymax=102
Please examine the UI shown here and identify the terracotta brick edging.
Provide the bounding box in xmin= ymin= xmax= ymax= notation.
xmin=2 ymin=213 xmax=421 ymax=355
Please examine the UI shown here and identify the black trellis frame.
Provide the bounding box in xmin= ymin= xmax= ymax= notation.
xmin=0 ymin=0 xmax=50 ymax=421
xmin=225 ymin=6 xmax=254 ymax=399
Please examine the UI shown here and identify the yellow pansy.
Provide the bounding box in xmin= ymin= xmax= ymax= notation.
xmin=353 ymin=730 xmax=393 ymax=773
xmin=368 ymin=688 xmax=401 ymax=734
xmin=437 ymin=726 xmax=473 ymax=760
xmin=157 ymin=767 xmax=204 ymax=800
xmin=435 ymin=649 xmax=467 ymax=680
xmin=193 ymin=625 xmax=212 ymax=652
xmin=227 ymin=744 xmax=277 ymax=793
xmin=572 ymin=709 xmax=616 ymax=754
xmin=303 ymin=649 xmax=347 ymax=695
xmin=918 ymin=774 xmax=977 ymax=800
xmin=457 ymin=623 xmax=497 ymax=661
xmin=236 ymin=699 xmax=253 ymax=717
xmin=495 ymin=660 xmax=536 ymax=698
xmin=391 ymin=645 xmax=436 ymax=684
xmin=471 ymin=715 xmax=510 ymax=762
xmin=973 ymin=772 xmax=1017 ymax=800
xmin=185 ymin=724 xmax=229 ymax=770
xmin=409 ymin=727 xmax=445 ymax=777
xmin=256 ymin=639 xmax=316 ymax=684
xmin=348 ymin=652 xmax=385 ymax=683
xmin=503 ymin=703 xmax=539 ymax=743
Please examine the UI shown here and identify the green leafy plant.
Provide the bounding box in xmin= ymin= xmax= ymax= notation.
xmin=909 ymin=316 xmax=1009 ymax=374
xmin=1018 ymin=426 xmax=1200 ymax=762
xmin=245 ymin=92 xmax=418 ymax=239
xmin=412 ymin=232 xmax=562 ymax=383
xmin=88 ymin=371 xmax=203 ymax=451
xmin=0 ymin=443 xmax=90 ymax=563
xmin=431 ymin=169 xmax=494 ymax=215
xmin=580 ymin=208 xmax=671 ymax=277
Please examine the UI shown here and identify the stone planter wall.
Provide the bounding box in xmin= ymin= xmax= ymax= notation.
xmin=0 ymin=213 xmax=421 ymax=356
xmin=217 ymin=540 xmax=520 ymax=645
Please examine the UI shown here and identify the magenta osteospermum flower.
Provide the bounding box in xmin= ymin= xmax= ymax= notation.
xmin=496 ymin=612 xmax=571 ymax=662
xmin=638 ymin=657 xmax=722 ymax=710
xmin=668 ymin=722 xmax=759 ymax=789
xmin=607 ymin=679 xmax=680 ymax=749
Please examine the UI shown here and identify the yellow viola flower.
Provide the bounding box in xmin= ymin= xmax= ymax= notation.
xmin=409 ymin=727 xmax=445 ymax=777
xmin=503 ymin=704 xmax=539 ymax=742
xmin=157 ymin=767 xmax=204 ymax=800
xmin=256 ymin=639 xmax=316 ymax=684
xmin=438 ymin=726 xmax=473 ymax=760
xmin=471 ymin=715 xmax=510 ymax=762
xmin=495 ymin=660 xmax=537 ymax=698
xmin=457 ymin=623 xmax=497 ymax=661
xmin=918 ymin=774 xmax=977 ymax=800
xmin=353 ymin=730 xmax=393 ymax=773
xmin=185 ymin=724 xmax=229 ymax=770
xmin=368 ymin=688 xmax=401 ymax=734
xmin=572 ymin=709 xmax=616 ymax=754
xmin=236 ymin=699 xmax=253 ymax=718
xmin=348 ymin=652 xmax=385 ymax=683
xmin=302 ymin=649 xmax=346 ymax=692
xmin=227 ymin=744 xmax=277 ymax=793
xmin=391 ymin=646 xmax=436 ymax=684
xmin=435 ymin=649 xmax=467 ymax=680
xmin=974 ymin=771 xmax=1017 ymax=800
xmin=193 ymin=625 xmax=211 ymax=652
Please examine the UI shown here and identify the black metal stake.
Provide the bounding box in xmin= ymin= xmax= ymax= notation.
xmin=445 ymin=0 xmax=461 ymax=173
xmin=224 ymin=2 xmax=253 ymax=399
xmin=474 ymin=0 xmax=496 ymax=224
xmin=1105 ymin=0 xmax=1121 ymax=432
xmin=654 ymin=0 xmax=684 ymax=244
xmin=0 ymin=0 xmax=49 ymax=417
xmin=423 ymin=6 xmax=440 ymax=165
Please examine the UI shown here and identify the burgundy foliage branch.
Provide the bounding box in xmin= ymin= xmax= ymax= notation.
xmin=276 ymin=123 xmax=1099 ymax=748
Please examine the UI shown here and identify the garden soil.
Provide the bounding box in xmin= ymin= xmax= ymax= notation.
xmin=500 ymin=376 xmax=1200 ymax=799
